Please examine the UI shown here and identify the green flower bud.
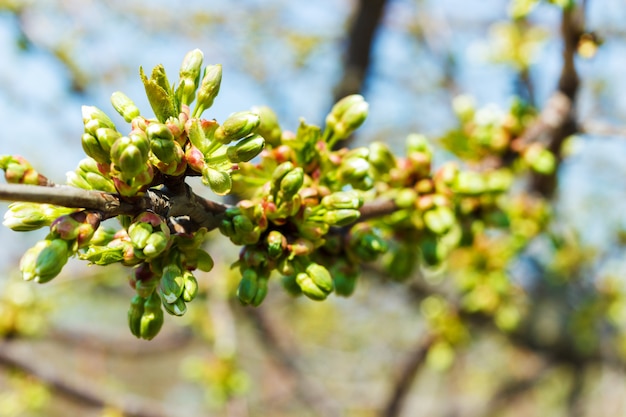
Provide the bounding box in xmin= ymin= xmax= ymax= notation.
xmin=279 ymin=167 xmax=304 ymax=199
xmin=82 ymin=105 xmax=116 ymax=133
xmin=323 ymin=209 xmax=360 ymax=226
xmin=194 ymin=64 xmax=222 ymax=117
xmin=339 ymin=157 xmax=373 ymax=189
xmin=237 ymin=269 xmax=258 ymax=305
xmin=143 ymin=232 xmax=169 ymax=258
xmin=66 ymin=170 xmax=93 ymax=190
xmin=128 ymin=222 xmax=153 ymax=249
xmin=95 ymin=128 xmax=122 ymax=155
xmin=196 ymin=249 xmax=214 ymax=272
xmin=182 ymin=271 xmax=199 ymax=302
xmin=325 ymin=94 xmax=368 ymax=143
xmin=524 ymin=144 xmax=556 ymax=175
xmin=251 ymin=276 xmax=268 ymax=306
xmin=177 ymin=49 xmax=204 ymax=106
xmin=295 ymin=272 xmax=328 ymax=301
xmin=139 ymin=292 xmax=164 ymax=340
xmin=111 ymin=91 xmax=140 ymax=122
xmin=369 ymin=141 xmax=396 ymax=174
xmin=424 ymin=206 xmax=456 ymax=235
xmin=453 ymin=171 xmax=486 ymax=195
xmin=321 ymin=190 xmax=363 ymax=210
xmin=111 ymin=135 xmax=150 ymax=180
xmin=396 ymin=189 xmax=417 ymax=209
xmin=266 ymin=231 xmax=287 ymax=259
xmin=349 ymin=226 xmax=388 ymax=260
xmin=330 ymin=259 xmax=359 ymax=296
xmin=160 ymin=264 xmax=185 ymax=304
xmin=20 ymin=238 xmax=70 ymax=283
xmin=128 ymin=295 xmax=145 ymax=338
xmin=147 ymin=123 xmax=179 ymax=164
xmin=226 ymin=134 xmax=265 ymax=163
xmin=201 ymin=166 xmax=232 ymax=195
xmin=163 ymin=298 xmax=187 ymax=316
xmin=406 ymin=134 xmax=432 ymax=155
xmin=3 ymin=203 xmax=72 ymax=232
xmin=486 ymin=169 xmax=514 ymax=193
xmin=252 ymin=105 xmax=282 ymax=147
xmin=305 ymin=263 xmax=334 ymax=294
xmin=214 ymin=111 xmax=261 ymax=145
xmin=84 ymin=171 xmax=116 ymax=193
xmin=383 ymin=244 xmax=417 ymax=280
xmin=81 ymin=133 xmax=111 ymax=164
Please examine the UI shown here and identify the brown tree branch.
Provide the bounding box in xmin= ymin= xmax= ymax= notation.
xmin=380 ymin=333 xmax=436 ymax=417
xmin=0 ymin=183 xmax=229 ymax=231
xmin=333 ymin=0 xmax=389 ymax=102
xmin=0 ymin=341 xmax=173 ymax=417
xmin=512 ymin=7 xmax=584 ymax=197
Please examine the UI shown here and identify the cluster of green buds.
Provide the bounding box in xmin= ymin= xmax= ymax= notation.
xmin=0 ymin=48 xmax=554 ymax=341
xmin=77 ymin=48 xmax=265 ymax=198
xmin=442 ymin=95 xmax=555 ymax=175
xmin=19 ymin=210 xmax=101 ymax=283
xmin=0 ymin=155 xmax=49 ymax=185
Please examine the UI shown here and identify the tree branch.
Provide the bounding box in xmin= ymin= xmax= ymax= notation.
xmin=380 ymin=333 xmax=436 ymax=417
xmin=0 ymin=341 xmax=173 ymax=417
xmin=0 ymin=183 xmax=229 ymax=231
xmin=512 ymin=7 xmax=583 ymax=197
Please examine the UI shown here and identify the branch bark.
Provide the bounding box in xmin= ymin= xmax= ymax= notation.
xmin=0 ymin=183 xmax=228 ymax=231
